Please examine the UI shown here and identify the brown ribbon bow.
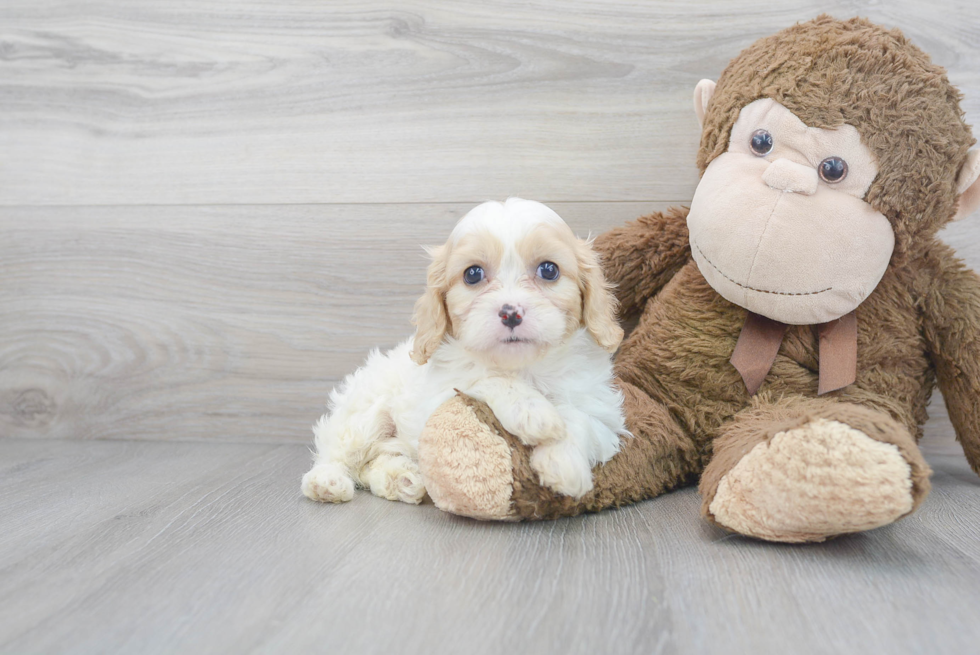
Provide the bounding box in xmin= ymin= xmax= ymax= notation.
xmin=730 ymin=310 xmax=857 ymax=396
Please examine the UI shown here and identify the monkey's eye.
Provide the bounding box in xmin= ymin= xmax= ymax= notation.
xmin=818 ymin=157 xmax=848 ymax=183
xmin=749 ymin=129 xmax=773 ymax=156
xmin=463 ymin=265 xmax=485 ymax=285
xmin=536 ymin=261 xmax=560 ymax=281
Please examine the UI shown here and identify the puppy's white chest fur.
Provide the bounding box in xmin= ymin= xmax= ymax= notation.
xmin=405 ymin=328 xmax=625 ymax=459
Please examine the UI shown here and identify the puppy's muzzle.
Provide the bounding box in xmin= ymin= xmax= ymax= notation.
xmin=498 ymin=304 xmax=523 ymax=329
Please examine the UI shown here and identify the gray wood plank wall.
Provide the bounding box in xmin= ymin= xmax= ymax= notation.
xmin=2 ymin=1 xmax=979 ymax=444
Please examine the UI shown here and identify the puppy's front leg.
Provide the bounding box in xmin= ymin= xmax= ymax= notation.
xmin=529 ymin=405 xmax=609 ymax=499
xmin=464 ymin=377 xmax=565 ymax=446
xmin=530 ymin=440 xmax=594 ymax=499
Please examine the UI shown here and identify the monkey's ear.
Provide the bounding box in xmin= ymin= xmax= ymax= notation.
xmin=953 ymin=149 xmax=980 ymax=221
xmin=693 ymin=79 xmax=717 ymax=129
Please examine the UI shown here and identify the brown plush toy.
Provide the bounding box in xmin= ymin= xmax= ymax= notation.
xmin=416 ymin=16 xmax=980 ymax=542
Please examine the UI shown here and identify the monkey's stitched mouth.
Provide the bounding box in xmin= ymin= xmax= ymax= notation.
xmin=693 ymin=241 xmax=832 ymax=297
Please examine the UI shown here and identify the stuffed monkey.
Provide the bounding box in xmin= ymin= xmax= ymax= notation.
xmin=417 ymin=16 xmax=980 ymax=542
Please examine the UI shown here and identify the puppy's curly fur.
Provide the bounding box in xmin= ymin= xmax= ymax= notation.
xmin=301 ymin=198 xmax=627 ymax=504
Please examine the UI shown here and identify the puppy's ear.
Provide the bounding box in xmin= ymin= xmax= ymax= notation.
xmin=576 ymin=238 xmax=624 ymax=352
xmin=410 ymin=244 xmax=451 ymax=365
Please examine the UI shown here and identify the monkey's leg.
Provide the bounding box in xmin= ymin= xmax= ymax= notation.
xmin=417 ymin=381 xmax=700 ymax=521
xmin=700 ymin=397 xmax=932 ymax=543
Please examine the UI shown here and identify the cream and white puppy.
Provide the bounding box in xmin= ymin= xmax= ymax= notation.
xmin=301 ymin=198 xmax=627 ymax=505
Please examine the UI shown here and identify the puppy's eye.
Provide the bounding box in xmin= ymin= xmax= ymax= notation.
xmin=818 ymin=156 xmax=848 ymax=183
xmin=750 ymin=129 xmax=773 ymax=156
xmin=463 ymin=265 xmax=484 ymax=285
xmin=536 ymin=261 xmax=559 ymax=281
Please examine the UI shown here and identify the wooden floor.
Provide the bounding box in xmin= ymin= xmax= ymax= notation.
xmin=3 ymin=1 xmax=980 ymax=653
xmin=3 ymin=406 xmax=979 ymax=655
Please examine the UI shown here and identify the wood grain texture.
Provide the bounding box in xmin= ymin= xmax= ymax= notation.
xmin=2 ymin=203 xmax=978 ymax=443
xmin=0 ymin=202 xmax=662 ymax=442
xmin=0 ymin=0 xmax=978 ymax=205
xmin=2 ymin=4 xmax=980 ymax=653
xmin=0 ymin=433 xmax=977 ymax=655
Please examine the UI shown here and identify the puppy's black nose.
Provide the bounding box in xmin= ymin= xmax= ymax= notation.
xmin=499 ymin=304 xmax=522 ymax=328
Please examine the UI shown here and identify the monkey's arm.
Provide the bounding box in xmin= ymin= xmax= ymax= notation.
xmin=592 ymin=206 xmax=692 ymax=319
xmin=920 ymin=243 xmax=980 ymax=476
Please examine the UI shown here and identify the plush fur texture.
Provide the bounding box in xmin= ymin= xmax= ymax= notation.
xmin=418 ymin=394 xmax=518 ymax=520
xmin=707 ymin=419 xmax=915 ymax=542
xmin=302 ymin=199 xmax=628 ymax=504
xmin=698 ymin=396 xmax=931 ymax=541
xmin=415 ymin=17 xmax=980 ymax=542
xmin=421 ymin=387 xmax=700 ymax=521
xmin=697 ymin=15 xmax=976 ymax=259
xmin=689 ymin=97 xmax=895 ymax=324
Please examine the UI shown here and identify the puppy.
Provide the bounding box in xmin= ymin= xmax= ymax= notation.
xmin=301 ymin=198 xmax=627 ymax=505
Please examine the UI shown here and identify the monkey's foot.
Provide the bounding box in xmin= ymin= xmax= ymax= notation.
xmin=420 ymin=388 xmax=701 ymax=522
xmin=418 ymin=394 xmax=519 ymax=521
xmin=707 ymin=418 xmax=915 ymax=542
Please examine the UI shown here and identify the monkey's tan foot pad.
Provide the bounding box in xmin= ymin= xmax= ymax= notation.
xmin=706 ymin=418 xmax=915 ymax=543
xmin=418 ymin=394 xmax=520 ymax=521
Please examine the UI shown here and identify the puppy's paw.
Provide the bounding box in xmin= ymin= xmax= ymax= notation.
xmin=394 ymin=468 xmax=427 ymax=505
xmin=302 ymin=462 xmax=356 ymax=503
xmin=364 ymin=455 xmax=427 ymax=505
xmin=530 ymin=440 xmax=594 ymax=499
xmin=500 ymin=397 xmax=566 ymax=446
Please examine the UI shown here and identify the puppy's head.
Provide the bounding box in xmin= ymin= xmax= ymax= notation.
xmin=411 ymin=198 xmax=623 ymax=368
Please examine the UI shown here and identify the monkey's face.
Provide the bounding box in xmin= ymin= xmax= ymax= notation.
xmin=688 ymin=99 xmax=895 ymax=325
